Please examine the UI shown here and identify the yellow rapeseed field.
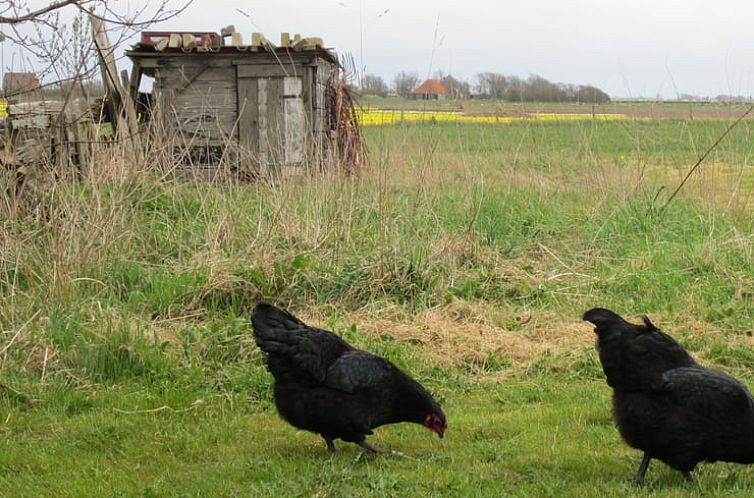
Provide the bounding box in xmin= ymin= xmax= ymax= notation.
xmin=356 ymin=108 xmax=628 ymax=126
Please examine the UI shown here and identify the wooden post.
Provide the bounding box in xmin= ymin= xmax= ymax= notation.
xmin=90 ymin=15 xmax=140 ymax=156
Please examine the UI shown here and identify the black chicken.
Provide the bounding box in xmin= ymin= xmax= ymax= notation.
xmin=584 ymin=307 xmax=754 ymax=482
xmin=251 ymin=301 xmax=447 ymax=454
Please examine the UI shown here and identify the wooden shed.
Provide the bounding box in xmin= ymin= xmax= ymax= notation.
xmin=126 ymin=29 xmax=362 ymax=179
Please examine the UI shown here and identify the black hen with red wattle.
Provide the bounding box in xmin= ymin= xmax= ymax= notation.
xmin=252 ymin=301 xmax=447 ymax=454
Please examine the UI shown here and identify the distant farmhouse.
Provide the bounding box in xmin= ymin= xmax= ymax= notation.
xmin=412 ymin=79 xmax=446 ymax=100
xmin=3 ymin=72 xmax=41 ymax=97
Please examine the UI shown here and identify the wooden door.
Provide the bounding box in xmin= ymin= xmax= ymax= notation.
xmin=237 ymin=70 xmax=306 ymax=177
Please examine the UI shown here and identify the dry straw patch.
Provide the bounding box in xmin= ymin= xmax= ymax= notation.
xmin=300 ymin=301 xmax=595 ymax=374
xmin=296 ymin=303 xmax=754 ymax=377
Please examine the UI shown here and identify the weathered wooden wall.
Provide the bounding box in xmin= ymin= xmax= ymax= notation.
xmin=130 ymin=50 xmax=338 ymax=179
xmin=152 ymin=58 xmax=238 ymax=169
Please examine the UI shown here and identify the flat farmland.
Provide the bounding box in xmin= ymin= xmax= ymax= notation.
xmin=2 ymin=116 xmax=754 ymax=497
xmin=359 ymin=96 xmax=754 ymax=120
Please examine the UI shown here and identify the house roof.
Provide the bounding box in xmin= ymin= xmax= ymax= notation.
xmin=413 ymin=79 xmax=446 ymax=95
xmin=3 ymin=72 xmax=41 ymax=96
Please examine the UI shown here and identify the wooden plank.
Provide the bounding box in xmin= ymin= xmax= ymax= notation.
xmin=130 ymin=52 xmax=319 ymax=67
xmin=162 ymin=84 xmax=233 ymax=99
xmin=162 ymin=65 xmax=233 ymax=82
xmin=173 ymin=105 xmax=237 ymax=116
xmin=174 ymin=110 xmax=238 ymax=124
xmin=283 ymin=76 xmax=305 ymax=164
xmin=314 ymin=63 xmax=328 ymax=133
xmin=258 ymin=78 xmax=268 ymax=169
xmin=233 ymin=54 xmax=314 ymax=65
xmin=162 ymin=78 xmax=237 ymax=93
xmin=162 ymin=82 xmax=237 ymax=97
xmin=174 ymin=62 xmax=211 ymax=94
xmin=302 ymin=66 xmax=313 ymax=133
xmin=128 ymin=62 xmax=142 ymax=101
xmin=9 ymin=101 xmax=65 ymax=114
xmin=91 ymin=15 xmax=139 ymax=140
xmin=265 ymin=77 xmax=284 ymax=169
xmin=173 ymin=99 xmax=236 ymax=112
xmin=11 ymin=115 xmax=50 ymax=129
xmin=281 ymin=165 xmax=303 ymax=177
xmin=169 ymin=79 xmax=237 ymax=93
xmin=236 ymin=64 xmax=298 ymax=78
xmin=171 ymin=81 xmax=237 ymax=107
xmin=237 ymin=77 xmax=259 ymax=172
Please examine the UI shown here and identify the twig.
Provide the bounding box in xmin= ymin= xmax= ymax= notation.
xmin=41 ymin=347 xmax=49 ymax=383
xmin=659 ymin=103 xmax=754 ymax=214
xmin=114 ymin=399 xmax=204 ymax=414
xmin=0 ymin=310 xmax=42 ymax=356
xmin=537 ymin=242 xmax=588 ymax=278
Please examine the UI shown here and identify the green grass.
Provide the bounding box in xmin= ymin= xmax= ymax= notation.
xmin=5 ymin=376 xmax=754 ymax=497
xmin=2 ymin=117 xmax=754 ymax=496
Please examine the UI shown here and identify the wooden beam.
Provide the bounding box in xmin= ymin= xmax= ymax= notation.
xmin=90 ymin=15 xmax=139 ymax=148
xmin=236 ymin=64 xmax=294 ymax=78
xmin=128 ymin=62 xmax=142 ymax=101
xmin=175 ymin=62 xmax=211 ymax=94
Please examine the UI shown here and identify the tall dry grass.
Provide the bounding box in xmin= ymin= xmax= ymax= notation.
xmin=1 ymin=117 xmax=754 ymax=387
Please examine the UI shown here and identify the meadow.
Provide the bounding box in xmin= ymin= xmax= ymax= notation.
xmin=2 ymin=110 xmax=754 ymax=497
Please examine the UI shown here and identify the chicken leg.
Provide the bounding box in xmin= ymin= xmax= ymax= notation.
xmin=636 ymin=453 xmax=651 ymax=483
xmin=357 ymin=440 xmax=405 ymax=457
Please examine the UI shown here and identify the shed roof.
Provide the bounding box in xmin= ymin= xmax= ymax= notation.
xmin=413 ymin=79 xmax=446 ymax=95
xmin=126 ymin=31 xmax=338 ymax=65
xmin=3 ymin=72 xmax=41 ymax=96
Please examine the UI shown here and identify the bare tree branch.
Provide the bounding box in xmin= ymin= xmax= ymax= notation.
xmin=0 ymin=0 xmax=193 ymax=30
xmin=0 ymin=0 xmax=79 ymax=24
xmin=0 ymin=0 xmax=193 ymax=79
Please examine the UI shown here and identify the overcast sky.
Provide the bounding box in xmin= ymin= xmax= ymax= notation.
xmin=9 ymin=0 xmax=754 ymax=98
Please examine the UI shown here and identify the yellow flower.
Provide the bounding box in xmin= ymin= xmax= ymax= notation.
xmin=356 ymin=108 xmax=628 ymax=126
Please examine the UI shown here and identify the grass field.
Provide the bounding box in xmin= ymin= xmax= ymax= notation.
xmin=358 ymin=96 xmax=754 ymax=119
xmin=2 ymin=112 xmax=754 ymax=496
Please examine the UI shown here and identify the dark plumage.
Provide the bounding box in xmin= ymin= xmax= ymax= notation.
xmin=583 ymin=307 xmax=754 ymax=482
xmin=252 ymin=301 xmax=446 ymax=454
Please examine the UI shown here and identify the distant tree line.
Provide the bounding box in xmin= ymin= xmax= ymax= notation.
xmin=474 ymin=72 xmax=610 ymax=103
xmin=359 ymin=70 xmax=610 ymax=103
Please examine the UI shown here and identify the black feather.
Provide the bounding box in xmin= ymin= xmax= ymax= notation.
xmin=584 ymin=307 xmax=754 ymax=479
xmin=252 ymin=301 xmax=446 ymax=450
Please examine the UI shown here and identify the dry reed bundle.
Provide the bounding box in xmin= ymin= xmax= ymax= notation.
xmin=325 ymin=61 xmax=366 ymax=175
